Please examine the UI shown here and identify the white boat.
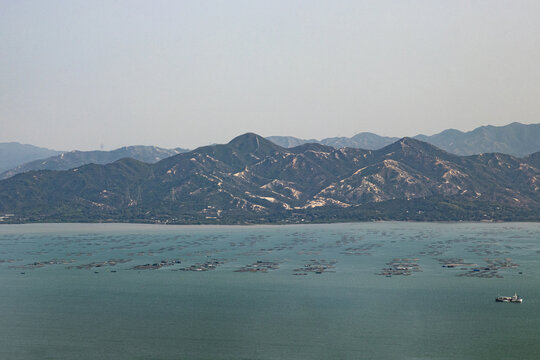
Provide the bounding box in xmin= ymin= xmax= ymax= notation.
xmin=495 ymin=293 xmax=523 ymax=303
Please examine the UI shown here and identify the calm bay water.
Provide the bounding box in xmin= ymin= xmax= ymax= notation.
xmin=0 ymin=222 xmax=539 ymax=360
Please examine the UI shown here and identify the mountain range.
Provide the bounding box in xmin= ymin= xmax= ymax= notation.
xmin=1 ymin=122 xmax=539 ymax=181
xmin=0 ymin=145 xmax=188 ymax=180
xmin=0 ymin=142 xmax=62 ymax=173
xmin=1 ymin=133 xmax=538 ymax=224
xmin=267 ymin=122 xmax=540 ymax=156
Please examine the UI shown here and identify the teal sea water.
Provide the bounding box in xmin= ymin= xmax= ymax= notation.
xmin=0 ymin=222 xmax=539 ymax=360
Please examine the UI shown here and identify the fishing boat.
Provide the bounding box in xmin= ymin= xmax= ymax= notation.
xmin=495 ymin=293 xmax=523 ymax=303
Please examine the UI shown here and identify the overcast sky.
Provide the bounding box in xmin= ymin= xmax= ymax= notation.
xmin=1 ymin=1 xmax=540 ymax=151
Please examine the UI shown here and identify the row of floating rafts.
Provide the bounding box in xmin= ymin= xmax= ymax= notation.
xmin=378 ymin=258 xmax=422 ymax=277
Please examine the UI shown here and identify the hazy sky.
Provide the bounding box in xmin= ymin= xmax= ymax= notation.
xmin=1 ymin=1 xmax=540 ymax=150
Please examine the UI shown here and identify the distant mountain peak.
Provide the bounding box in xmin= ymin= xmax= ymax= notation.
xmin=228 ymin=132 xmax=264 ymax=144
xmin=389 ymin=137 xmax=425 ymax=148
xmin=228 ymin=133 xmax=284 ymax=154
xmin=378 ymin=137 xmax=454 ymax=161
xmin=397 ymin=137 xmax=436 ymax=148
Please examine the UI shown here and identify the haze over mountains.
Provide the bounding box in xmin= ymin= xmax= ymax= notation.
xmin=0 ymin=146 xmax=188 ymax=180
xmin=0 ymin=142 xmax=62 ymax=173
xmin=268 ymin=122 xmax=540 ymax=156
xmin=1 ymin=133 xmax=539 ymax=224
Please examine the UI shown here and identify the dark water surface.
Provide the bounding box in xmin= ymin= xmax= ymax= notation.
xmin=1 ymin=222 xmax=539 ymax=359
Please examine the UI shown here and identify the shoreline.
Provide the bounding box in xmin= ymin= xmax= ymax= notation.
xmin=1 ymin=220 xmax=539 ymax=231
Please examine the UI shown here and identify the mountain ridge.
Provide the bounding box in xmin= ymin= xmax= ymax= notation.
xmin=268 ymin=122 xmax=540 ymax=156
xmin=0 ymin=142 xmax=62 ymax=173
xmin=0 ymin=145 xmax=189 ymax=180
xmin=2 ymin=122 xmax=538 ymax=180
